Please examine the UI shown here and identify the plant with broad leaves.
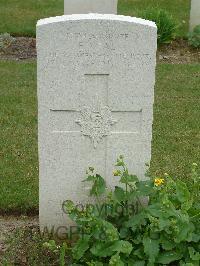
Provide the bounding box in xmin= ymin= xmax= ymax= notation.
xmin=60 ymin=157 xmax=200 ymax=265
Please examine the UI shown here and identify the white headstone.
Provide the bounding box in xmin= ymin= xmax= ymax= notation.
xmin=64 ymin=0 xmax=118 ymax=15
xmin=37 ymin=14 xmax=157 ymax=231
xmin=190 ymin=0 xmax=200 ymax=31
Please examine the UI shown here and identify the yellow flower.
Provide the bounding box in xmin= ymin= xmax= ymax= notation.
xmin=113 ymin=170 xmax=121 ymax=176
xmin=154 ymin=178 xmax=165 ymax=187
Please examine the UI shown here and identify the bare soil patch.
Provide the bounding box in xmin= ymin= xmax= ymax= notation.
xmin=0 ymin=37 xmax=36 ymax=61
xmin=0 ymin=37 xmax=199 ymax=64
xmin=158 ymin=39 xmax=200 ymax=64
xmin=0 ymin=216 xmax=38 ymax=258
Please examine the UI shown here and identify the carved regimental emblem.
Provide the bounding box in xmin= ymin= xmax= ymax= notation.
xmin=76 ymin=105 xmax=117 ymax=148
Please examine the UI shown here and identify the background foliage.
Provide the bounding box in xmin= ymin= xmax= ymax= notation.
xmin=0 ymin=0 xmax=190 ymax=37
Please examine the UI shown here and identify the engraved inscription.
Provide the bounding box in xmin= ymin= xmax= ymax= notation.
xmin=76 ymin=105 xmax=117 ymax=148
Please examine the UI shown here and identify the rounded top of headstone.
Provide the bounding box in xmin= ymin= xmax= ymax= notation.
xmin=64 ymin=0 xmax=118 ymax=15
xmin=37 ymin=13 xmax=157 ymax=29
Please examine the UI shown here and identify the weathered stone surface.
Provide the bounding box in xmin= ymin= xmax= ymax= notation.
xmin=64 ymin=0 xmax=118 ymax=15
xmin=37 ymin=14 xmax=157 ymax=230
xmin=190 ymin=0 xmax=200 ymax=31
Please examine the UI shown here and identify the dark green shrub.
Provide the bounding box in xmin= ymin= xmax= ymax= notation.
xmin=140 ymin=8 xmax=177 ymax=45
xmin=188 ymin=25 xmax=200 ymax=48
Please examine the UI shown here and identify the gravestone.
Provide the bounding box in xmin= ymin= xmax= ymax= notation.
xmin=64 ymin=0 xmax=118 ymax=15
xmin=190 ymin=0 xmax=200 ymax=31
xmin=37 ymin=14 xmax=157 ymax=230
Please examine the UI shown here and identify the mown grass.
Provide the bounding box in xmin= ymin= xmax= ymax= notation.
xmin=0 ymin=61 xmax=38 ymax=214
xmin=0 ymin=0 xmax=190 ymax=37
xmin=151 ymin=64 xmax=200 ymax=177
xmin=0 ymin=0 xmax=63 ymax=37
xmin=119 ymin=0 xmax=190 ymax=37
xmin=0 ymin=61 xmax=199 ymax=213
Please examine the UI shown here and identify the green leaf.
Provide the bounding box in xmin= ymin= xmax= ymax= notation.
xmin=125 ymin=212 xmax=146 ymax=231
xmin=119 ymin=171 xmax=138 ymax=184
xmin=175 ymin=221 xmax=194 ymax=243
xmin=128 ymin=260 xmax=145 ymax=266
xmin=156 ymin=251 xmax=182 ymax=264
xmin=99 ymin=220 xmax=119 ymax=241
xmin=109 ymin=254 xmax=124 ymax=266
xmin=160 ymin=236 xmax=176 ymax=250
xmin=120 ymin=171 xmax=129 ymax=184
xmin=43 ymin=240 xmax=57 ymax=251
xmin=133 ymin=248 xmax=144 ymax=259
xmin=191 ymin=233 xmax=200 ymax=242
xmin=83 ymin=173 xmax=106 ymax=197
xmin=90 ymin=174 xmax=106 ymax=196
xmin=181 ymin=263 xmax=199 ymax=266
xmin=181 ymin=198 xmax=193 ymax=211
xmin=62 ymin=200 xmax=76 ymax=216
xmin=143 ymin=236 xmax=159 ymax=264
xmin=84 ymin=262 xmax=103 ymax=266
xmin=90 ymin=242 xmax=117 ymax=257
xmin=119 ymin=227 xmax=129 ymax=238
xmin=59 ymin=243 xmax=67 ymax=266
xmin=127 ymin=174 xmax=139 ymax=183
xmin=188 ymin=247 xmax=200 ymax=261
xmin=176 ymin=180 xmax=190 ymax=203
xmin=114 ymin=186 xmax=126 ymax=202
xmin=90 ymin=240 xmax=132 ymax=257
xmin=147 ymin=204 xmax=166 ymax=218
xmin=117 ymin=240 xmax=133 ymax=255
xmin=83 ymin=175 xmax=96 ymax=182
xmin=92 ymin=262 xmax=104 ymax=266
xmin=137 ymin=180 xmax=153 ymax=196
xmin=158 ymin=218 xmax=171 ymax=230
xmin=72 ymin=235 xmax=90 ymax=260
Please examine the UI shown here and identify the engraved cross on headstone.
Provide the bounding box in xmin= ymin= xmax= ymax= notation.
xmin=50 ymin=74 xmax=142 ymax=148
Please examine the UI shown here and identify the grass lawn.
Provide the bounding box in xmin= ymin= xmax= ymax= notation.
xmin=0 ymin=61 xmax=199 ymax=214
xmin=0 ymin=0 xmax=190 ymax=37
xmin=151 ymin=64 xmax=200 ymax=177
xmin=0 ymin=61 xmax=38 ymax=214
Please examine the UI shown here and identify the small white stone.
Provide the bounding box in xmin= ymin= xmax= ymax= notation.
xmin=64 ymin=0 xmax=118 ymax=15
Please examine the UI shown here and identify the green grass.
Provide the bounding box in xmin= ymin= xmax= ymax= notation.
xmin=151 ymin=64 xmax=200 ymax=177
xmin=0 ymin=0 xmax=190 ymax=37
xmin=0 ymin=61 xmax=199 ymax=213
xmin=118 ymin=0 xmax=190 ymax=37
xmin=0 ymin=0 xmax=63 ymax=37
xmin=0 ymin=61 xmax=38 ymax=214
